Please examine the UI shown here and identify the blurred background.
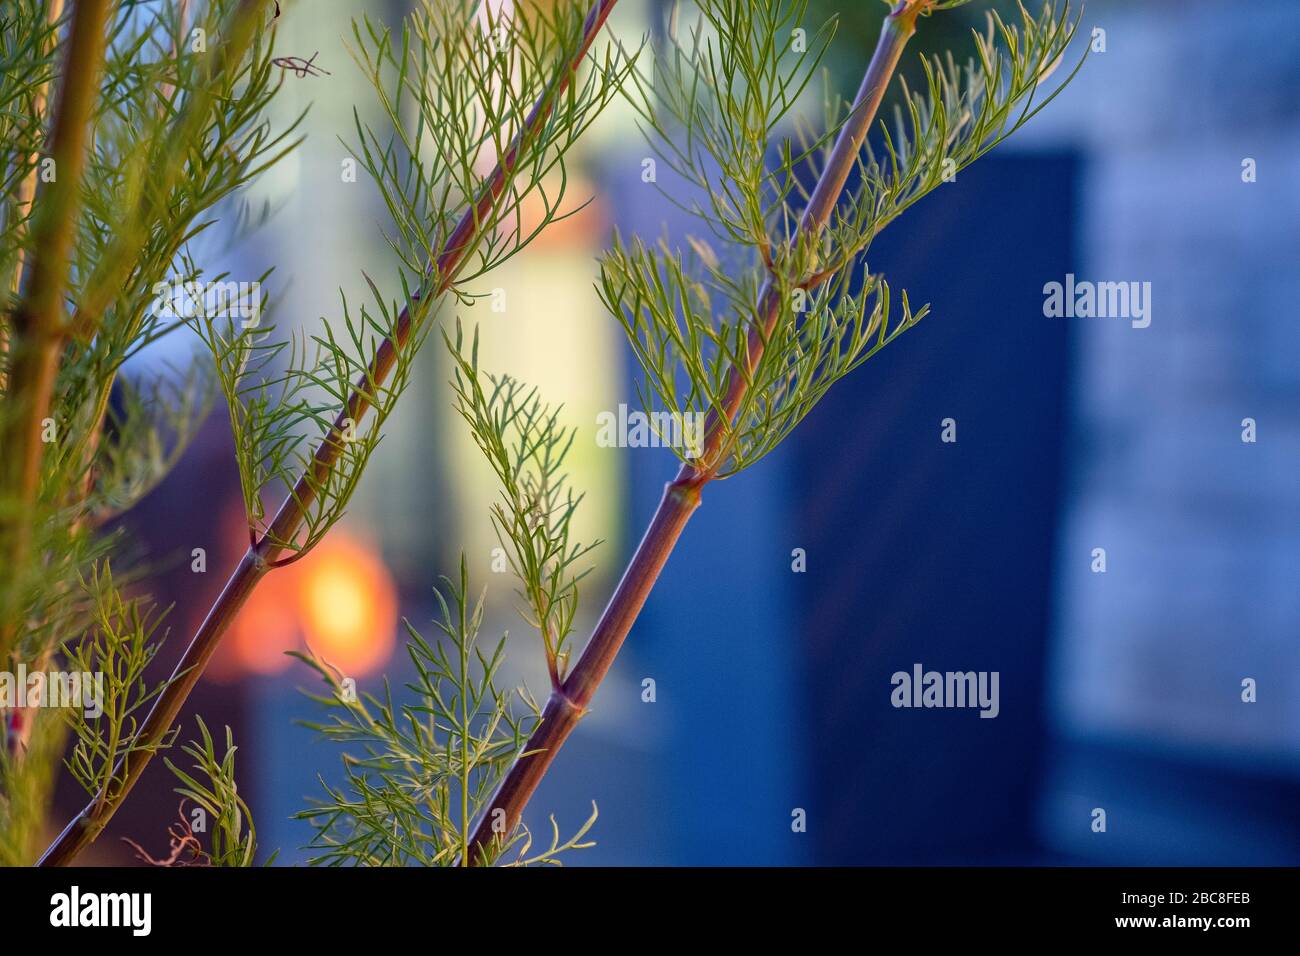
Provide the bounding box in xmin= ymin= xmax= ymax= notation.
xmin=63 ymin=0 xmax=1299 ymax=864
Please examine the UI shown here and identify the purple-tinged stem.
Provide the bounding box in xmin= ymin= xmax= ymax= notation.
xmin=466 ymin=0 xmax=929 ymax=863
xmin=38 ymin=0 xmax=622 ymax=867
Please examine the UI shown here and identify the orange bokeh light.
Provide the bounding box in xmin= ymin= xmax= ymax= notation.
xmin=229 ymin=531 xmax=397 ymax=679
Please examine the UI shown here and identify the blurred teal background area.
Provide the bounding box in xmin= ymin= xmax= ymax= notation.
xmin=98 ymin=0 xmax=1299 ymax=865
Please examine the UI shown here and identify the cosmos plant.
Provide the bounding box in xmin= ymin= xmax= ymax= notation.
xmin=0 ymin=0 xmax=1082 ymax=867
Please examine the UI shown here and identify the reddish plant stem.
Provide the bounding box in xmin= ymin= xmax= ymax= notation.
xmin=37 ymin=0 xmax=621 ymax=867
xmin=466 ymin=0 xmax=927 ymax=864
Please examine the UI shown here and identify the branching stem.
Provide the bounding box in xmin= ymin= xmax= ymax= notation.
xmin=465 ymin=0 xmax=928 ymax=864
xmin=0 ymin=0 xmax=110 ymax=660
xmin=37 ymin=0 xmax=621 ymax=868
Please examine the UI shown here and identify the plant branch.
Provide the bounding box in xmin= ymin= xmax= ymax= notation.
xmin=0 ymin=0 xmax=110 ymax=661
xmin=0 ymin=0 xmax=66 ymax=767
xmin=68 ymin=0 xmax=274 ymax=345
xmin=465 ymin=0 xmax=929 ymax=864
xmin=1 ymin=0 xmax=65 ymax=394
xmin=37 ymin=0 xmax=622 ymax=867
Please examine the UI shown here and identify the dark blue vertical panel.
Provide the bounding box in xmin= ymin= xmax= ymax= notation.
xmin=789 ymin=153 xmax=1078 ymax=863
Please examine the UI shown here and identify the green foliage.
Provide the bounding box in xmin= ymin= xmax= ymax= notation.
xmin=294 ymin=557 xmax=596 ymax=866
xmin=92 ymin=360 xmax=216 ymax=525
xmin=599 ymin=230 xmax=926 ymax=476
xmin=347 ymin=0 xmax=636 ymax=291
xmin=163 ymin=718 xmax=266 ymax=867
xmin=62 ymin=563 xmax=174 ymax=811
xmin=0 ymin=0 xmax=63 ymax=280
xmin=7 ymin=516 xmax=117 ymax=666
xmin=850 ymin=1 xmax=1083 ymax=246
xmin=1 ymin=0 xmax=295 ymax=663
xmin=0 ymin=0 xmax=1086 ymax=869
xmin=597 ymin=0 xmax=1082 ymax=476
xmin=293 ymin=319 xmax=606 ymax=867
xmin=4 ymin=0 xmax=632 ymax=866
xmin=57 ymin=0 xmax=299 ymax=513
xmin=640 ymin=0 xmax=836 ymax=254
xmin=191 ymin=0 xmax=636 ymax=560
xmin=446 ymin=323 xmax=599 ymax=687
xmin=0 ymin=705 xmax=66 ymax=867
